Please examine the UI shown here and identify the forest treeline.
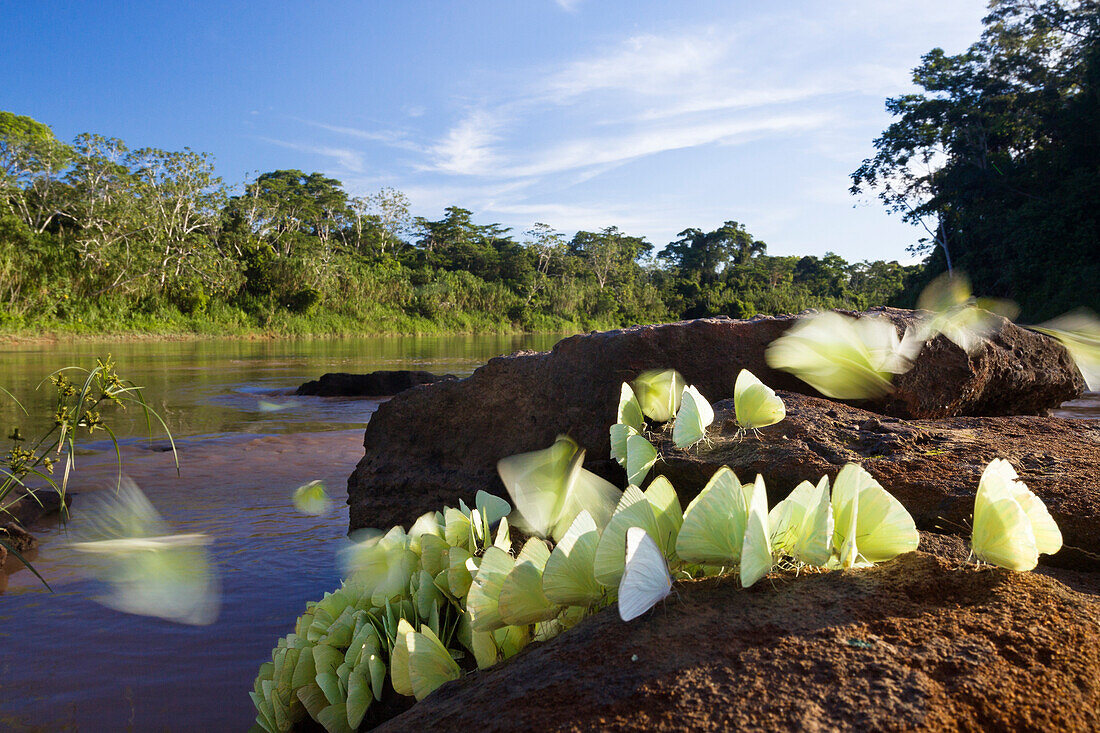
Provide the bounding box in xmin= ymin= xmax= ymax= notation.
xmin=0 ymin=126 xmax=912 ymax=335
xmin=2 ymin=0 xmax=1095 ymax=336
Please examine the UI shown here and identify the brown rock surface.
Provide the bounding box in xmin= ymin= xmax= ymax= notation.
xmin=378 ymin=552 xmax=1100 ymax=732
xmin=348 ymin=311 xmax=1083 ymax=533
xmin=650 ymin=392 xmax=1100 ymax=569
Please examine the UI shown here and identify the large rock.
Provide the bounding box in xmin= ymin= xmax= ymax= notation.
xmin=297 ymin=370 xmax=454 ymax=397
xmin=649 ymin=392 xmax=1100 ymax=570
xmin=379 ymin=552 xmax=1100 ymax=732
xmin=348 ymin=311 xmax=1083 ymax=533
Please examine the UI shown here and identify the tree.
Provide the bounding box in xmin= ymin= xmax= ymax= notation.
xmin=522 ymin=222 xmax=566 ymax=304
xmin=569 ymin=226 xmax=652 ymax=289
xmin=236 ymin=170 xmax=349 ymax=256
xmin=658 ymin=220 xmax=766 ymax=283
xmin=0 ymin=111 xmax=72 ymax=233
xmin=852 ymin=0 xmax=1100 ymax=317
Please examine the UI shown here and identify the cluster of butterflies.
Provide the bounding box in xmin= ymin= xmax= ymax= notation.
xmin=610 ymin=367 xmax=786 ymax=486
xmin=253 ymin=356 xmax=1068 ymax=731
xmin=764 ymin=272 xmax=1100 ymax=399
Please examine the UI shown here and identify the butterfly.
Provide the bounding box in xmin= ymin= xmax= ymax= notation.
xmin=632 ymin=369 xmax=686 ymax=423
xmin=768 ymin=476 xmax=833 ymax=567
xmin=292 ymin=480 xmax=331 ymax=515
xmin=765 ymin=312 xmax=922 ymax=400
xmin=67 ymin=479 xmax=219 ymax=625
xmin=618 ymin=526 xmax=672 ymax=621
xmin=740 ymin=477 xmax=774 ymax=588
xmin=497 ymin=434 xmax=621 ymax=541
xmin=673 ymin=384 xmax=714 ymax=449
xmin=830 ymin=463 xmax=919 ymax=568
xmin=733 ymin=369 xmax=785 ymax=437
xmin=971 ymin=458 xmax=1062 ymax=571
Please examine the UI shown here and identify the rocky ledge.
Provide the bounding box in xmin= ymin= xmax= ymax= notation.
xmin=343 ymin=312 xmax=1098 ymax=731
xmin=379 ymin=551 xmax=1100 ymax=732
xmin=347 ymin=310 xmax=1084 ymax=537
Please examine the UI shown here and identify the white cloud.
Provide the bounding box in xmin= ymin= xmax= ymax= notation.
xmin=427 ymin=109 xmax=505 ymax=175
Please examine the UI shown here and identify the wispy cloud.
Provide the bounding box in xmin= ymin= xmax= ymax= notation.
xmin=554 ymin=0 xmax=583 ymax=12
xmin=297 ymin=119 xmax=425 ymax=152
xmin=427 ymin=109 xmax=504 ymax=175
xmin=257 ymin=137 xmax=365 ymax=173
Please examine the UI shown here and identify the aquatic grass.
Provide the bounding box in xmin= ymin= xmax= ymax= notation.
xmin=0 ymin=355 xmax=177 ymax=587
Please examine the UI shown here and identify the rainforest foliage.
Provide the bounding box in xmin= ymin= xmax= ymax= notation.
xmin=0 ymin=124 xmax=911 ymax=336
xmin=853 ymin=0 xmax=1100 ymax=320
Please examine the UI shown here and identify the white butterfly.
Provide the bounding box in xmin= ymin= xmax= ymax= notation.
xmin=617 ymin=526 xmax=672 ymax=621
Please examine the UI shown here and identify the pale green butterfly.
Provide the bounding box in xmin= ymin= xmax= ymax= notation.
xmin=675 ymin=466 xmax=751 ymax=566
xmin=542 ymin=510 xmax=604 ymax=607
xmin=592 ymin=485 xmax=663 ymax=587
xmin=498 ymin=537 xmax=561 ymax=626
xmin=341 ymin=525 xmax=420 ymax=606
xmin=733 ymin=369 xmax=785 ymax=436
xmin=1031 ymin=309 xmax=1100 ymax=391
xmin=625 ymin=432 xmax=659 ymax=487
xmin=971 ymin=458 xmax=1061 ymax=571
xmin=768 ymin=476 xmax=833 ymax=567
xmin=618 ymin=526 xmax=672 ymax=622
xmin=632 ymin=368 xmax=686 ymax=423
xmin=388 ymin=618 xmax=417 ymax=697
xmin=765 ymin=312 xmax=922 ymax=400
xmin=643 ymin=476 xmax=683 ymax=561
xmin=673 ymin=384 xmax=714 ymax=449
xmin=740 ymin=475 xmax=774 ymax=588
xmin=610 ymin=382 xmax=646 ymax=466
xmin=67 ymin=479 xmax=220 ymax=625
xmin=916 ymin=272 xmax=1017 ymax=355
xmin=466 ymin=546 xmax=516 ymax=632
xmin=497 ymin=434 xmax=621 ymax=541
xmin=293 ymin=480 xmax=332 ymax=515
xmin=406 ymin=624 xmax=462 ymax=701
xmin=830 ymin=463 xmax=919 ymax=566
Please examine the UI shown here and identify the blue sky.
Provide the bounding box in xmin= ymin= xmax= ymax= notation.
xmin=3 ymin=1 xmax=988 ymax=262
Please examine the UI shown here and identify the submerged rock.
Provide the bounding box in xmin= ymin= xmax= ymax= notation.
xmin=378 ymin=552 xmax=1100 ymax=732
xmin=296 ymin=370 xmax=455 ymax=397
xmin=348 ymin=311 xmax=1083 ymax=534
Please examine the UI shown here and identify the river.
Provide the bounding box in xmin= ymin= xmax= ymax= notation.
xmin=0 ymin=334 xmax=562 ymax=731
xmin=0 ymin=336 xmax=1096 ymax=731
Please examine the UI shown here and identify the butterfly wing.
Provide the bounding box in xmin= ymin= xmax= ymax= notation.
xmin=498 ymin=538 xmax=561 ymax=626
xmin=733 ymin=370 xmax=785 ymax=430
xmin=542 ymin=511 xmax=604 ymax=607
xmin=675 ymin=466 xmax=747 ymax=566
xmin=609 ymin=423 xmax=638 ymax=468
xmin=593 ymin=486 xmax=662 ymax=587
xmin=673 ymin=385 xmax=714 ymax=448
xmin=740 ymin=478 xmax=773 ymax=588
xmin=618 ymin=527 xmax=672 ymax=621
xmin=788 ymin=476 xmax=833 ymax=567
xmin=625 ymin=433 xmax=659 ymax=487
xmin=496 ymin=435 xmax=578 ymax=538
xmin=617 ymin=382 xmax=645 ymax=432
xmin=632 ymin=369 xmax=685 ymax=423
xmin=407 ymin=626 xmax=461 ymax=701
xmin=643 ymin=476 xmax=683 ymax=560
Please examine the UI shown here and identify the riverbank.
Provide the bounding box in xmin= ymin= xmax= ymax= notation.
xmin=0 ymin=311 xmax=591 ymax=345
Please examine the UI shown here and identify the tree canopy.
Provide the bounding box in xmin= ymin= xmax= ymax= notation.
xmin=852 ymin=0 xmax=1100 ymax=319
